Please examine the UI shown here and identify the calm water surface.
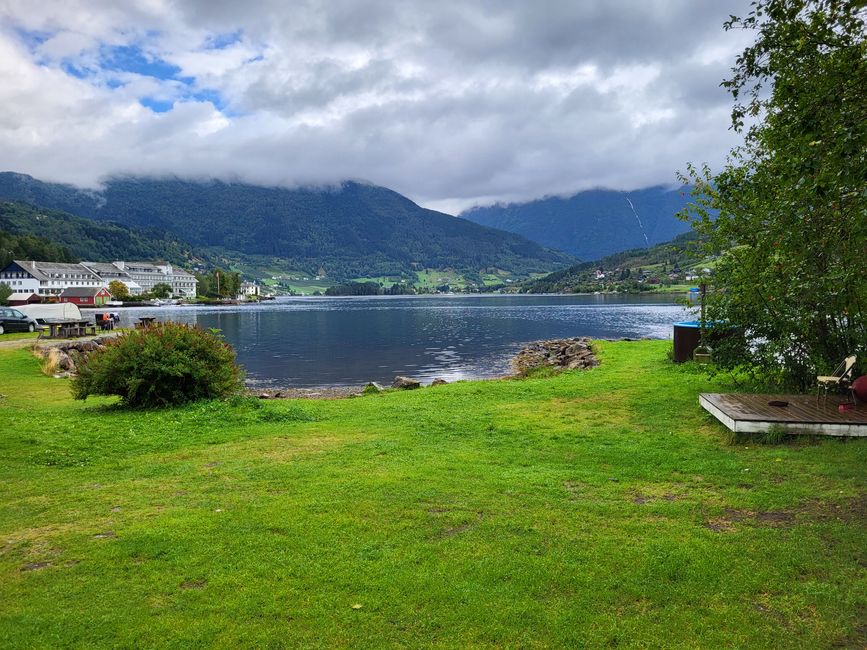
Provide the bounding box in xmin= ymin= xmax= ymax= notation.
xmin=114 ymin=294 xmax=689 ymax=387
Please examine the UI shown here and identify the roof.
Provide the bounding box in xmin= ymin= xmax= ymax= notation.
xmin=7 ymin=292 xmax=40 ymax=300
xmin=81 ymin=261 xmax=132 ymax=278
xmin=10 ymin=260 xmax=49 ymax=282
xmin=124 ymin=262 xmax=165 ymax=272
xmin=14 ymin=261 xmax=99 ymax=280
xmin=59 ymin=286 xmax=110 ymax=297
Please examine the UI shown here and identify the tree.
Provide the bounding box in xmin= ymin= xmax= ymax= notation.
xmin=0 ymin=282 xmax=11 ymax=305
xmin=108 ymin=280 xmax=130 ymax=300
xmin=151 ymin=283 xmax=172 ymax=299
xmin=679 ymin=0 xmax=866 ymax=388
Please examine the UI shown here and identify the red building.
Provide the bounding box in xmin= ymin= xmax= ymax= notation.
xmin=59 ymin=287 xmax=112 ymax=306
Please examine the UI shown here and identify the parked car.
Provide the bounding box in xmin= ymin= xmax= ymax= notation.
xmin=0 ymin=307 xmax=42 ymax=334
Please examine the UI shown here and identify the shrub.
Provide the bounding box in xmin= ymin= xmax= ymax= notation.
xmin=71 ymin=323 xmax=244 ymax=408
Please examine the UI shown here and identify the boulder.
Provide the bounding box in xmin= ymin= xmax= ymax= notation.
xmin=511 ymin=337 xmax=599 ymax=376
xmin=392 ymin=376 xmax=421 ymax=390
xmin=430 ymin=378 xmax=448 ymax=386
xmin=363 ymin=382 xmax=384 ymax=394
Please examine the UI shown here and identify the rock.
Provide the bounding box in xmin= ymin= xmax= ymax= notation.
xmin=392 ymin=376 xmax=421 ymax=390
xmin=511 ymin=337 xmax=599 ymax=376
xmin=258 ymin=392 xmax=271 ymax=399
xmin=431 ymin=378 xmax=448 ymax=386
xmin=56 ymin=352 xmax=74 ymax=371
xmin=363 ymin=382 xmax=384 ymax=394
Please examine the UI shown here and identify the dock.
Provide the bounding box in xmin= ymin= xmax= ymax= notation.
xmin=700 ymin=392 xmax=867 ymax=437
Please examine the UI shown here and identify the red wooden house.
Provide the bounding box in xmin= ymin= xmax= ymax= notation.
xmin=59 ymin=286 xmax=112 ymax=306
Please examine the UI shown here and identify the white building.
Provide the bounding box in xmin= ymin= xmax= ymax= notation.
xmin=80 ymin=262 xmax=143 ymax=295
xmin=1 ymin=260 xmax=197 ymax=298
xmin=239 ymin=282 xmax=260 ymax=298
xmin=111 ymin=262 xmax=197 ymax=297
xmin=0 ymin=261 xmax=103 ymax=297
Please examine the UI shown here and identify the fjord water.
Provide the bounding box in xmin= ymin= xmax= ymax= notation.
xmin=116 ymin=294 xmax=688 ymax=387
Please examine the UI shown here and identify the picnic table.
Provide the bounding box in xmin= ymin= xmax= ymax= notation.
xmin=136 ymin=317 xmax=157 ymax=329
xmin=43 ymin=319 xmax=97 ymax=339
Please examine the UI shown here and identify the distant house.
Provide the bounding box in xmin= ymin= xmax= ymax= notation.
xmin=59 ymin=287 xmax=112 ymax=306
xmin=239 ymin=282 xmax=260 ymax=298
xmin=6 ymin=292 xmax=42 ymax=306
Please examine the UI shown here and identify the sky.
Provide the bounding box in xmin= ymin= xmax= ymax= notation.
xmin=0 ymin=0 xmax=751 ymax=214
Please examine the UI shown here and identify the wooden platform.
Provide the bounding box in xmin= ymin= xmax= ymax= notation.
xmin=700 ymin=393 xmax=867 ymax=437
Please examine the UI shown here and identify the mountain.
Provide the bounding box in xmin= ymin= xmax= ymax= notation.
xmin=0 ymin=201 xmax=202 ymax=268
xmin=523 ymin=231 xmax=704 ymax=294
xmin=460 ymin=186 xmax=693 ymax=262
xmin=0 ymin=173 xmax=573 ymax=279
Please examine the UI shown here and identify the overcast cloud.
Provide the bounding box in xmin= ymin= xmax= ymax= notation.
xmin=0 ymin=0 xmax=751 ymax=213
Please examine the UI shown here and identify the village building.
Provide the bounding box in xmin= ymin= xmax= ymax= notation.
xmin=59 ymin=286 xmax=112 ymax=306
xmin=0 ymin=261 xmax=102 ymax=297
xmin=239 ymin=282 xmax=260 ymax=298
xmin=111 ymin=262 xmax=198 ymax=297
xmin=5 ymin=292 xmax=42 ymax=306
xmin=0 ymin=260 xmax=198 ymax=299
xmin=80 ymin=262 xmax=142 ymax=295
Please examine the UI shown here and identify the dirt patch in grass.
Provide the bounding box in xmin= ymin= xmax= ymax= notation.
xmin=180 ymin=579 xmax=207 ymax=590
xmin=752 ymin=600 xmax=791 ymax=629
xmin=429 ymin=509 xmax=484 ymax=539
xmin=20 ymin=561 xmax=51 ymax=572
xmin=563 ymin=480 xmax=587 ymax=497
xmin=704 ymin=494 xmax=867 ymax=532
xmin=803 ymin=493 xmax=867 ymax=523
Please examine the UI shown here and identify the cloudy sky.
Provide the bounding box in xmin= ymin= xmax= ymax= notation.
xmin=0 ymin=0 xmax=750 ymax=214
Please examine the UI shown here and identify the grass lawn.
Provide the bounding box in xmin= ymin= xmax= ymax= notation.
xmin=0 ymin=341 xmax=864 ymax=647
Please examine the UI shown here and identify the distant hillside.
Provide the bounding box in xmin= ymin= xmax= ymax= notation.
xmin=0 ymin=173 xmax=574 ymax=279
xmin=523 ymin=231 xmax=705 ymax=294
xmin=0 ymin=226 xmax=76 ymax=270
xmin=461 ymin=186 xmax=692 ymax=261
xmin=0 ymin=201 xmax=201 ymax=268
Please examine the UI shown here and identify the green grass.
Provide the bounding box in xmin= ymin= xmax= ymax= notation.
xmin=0 ymin=341 xmax=864 ymax=648
xmin=0 ymin=331 xmax=40 ymax=342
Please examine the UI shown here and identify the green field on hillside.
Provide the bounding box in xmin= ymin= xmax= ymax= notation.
xmin=0 ymin=341 xmax=864 ymax=647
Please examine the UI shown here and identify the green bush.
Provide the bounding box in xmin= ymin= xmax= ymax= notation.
xmin=71 ymin=323 xmax=244 ymax=408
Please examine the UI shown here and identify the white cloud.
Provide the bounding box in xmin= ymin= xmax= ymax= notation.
xmin=0 ymin=0 xmax=750 ymax=212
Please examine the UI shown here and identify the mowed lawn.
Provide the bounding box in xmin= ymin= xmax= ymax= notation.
xmin=0 ymin=341 xmax=864 ymax=648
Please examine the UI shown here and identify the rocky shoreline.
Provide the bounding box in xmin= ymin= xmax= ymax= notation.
xmin=32 ymin=334 xmax=604 ymax=399
xmin=255 ymin=337 xmax=600 ymax=399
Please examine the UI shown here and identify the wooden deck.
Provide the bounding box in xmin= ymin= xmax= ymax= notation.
xmin=700 ymin=393 xmax=867 ymax=437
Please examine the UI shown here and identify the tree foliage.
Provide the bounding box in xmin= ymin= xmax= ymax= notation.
xmin=196 ymin=268 xmax=241 ymax=298
xmin=71 ymin=323 xmax=244 ymax=408
xmin=0 ymin=201 xmax=197 ymax=267
xmin=679 ymin=0 xmax=867 ymax=388
xmin=0 ymin=225 xmax=76 ymax=269
xmin=151 ymin=283 xmax=172 ymax=299
xmin=108 ymin=280 xmax=129 ymax=300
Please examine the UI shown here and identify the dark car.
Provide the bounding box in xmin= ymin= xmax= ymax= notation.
xmin=0 ymin=307 xmax=41 ymax=334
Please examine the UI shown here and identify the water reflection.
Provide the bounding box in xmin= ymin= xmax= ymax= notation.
xmin=114 ymin=294 xmax=689 ymax=387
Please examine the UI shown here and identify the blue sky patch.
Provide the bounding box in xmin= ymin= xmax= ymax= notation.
xmin=100 ymin=44 xmax=181 ymax=80
xmin=205 ymin=31 xmax=243 ymax=50
xmin=14 ymin=27 xmax=52 ymax=51
xmin=140 ymin=97 xmax=174 ymax=113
